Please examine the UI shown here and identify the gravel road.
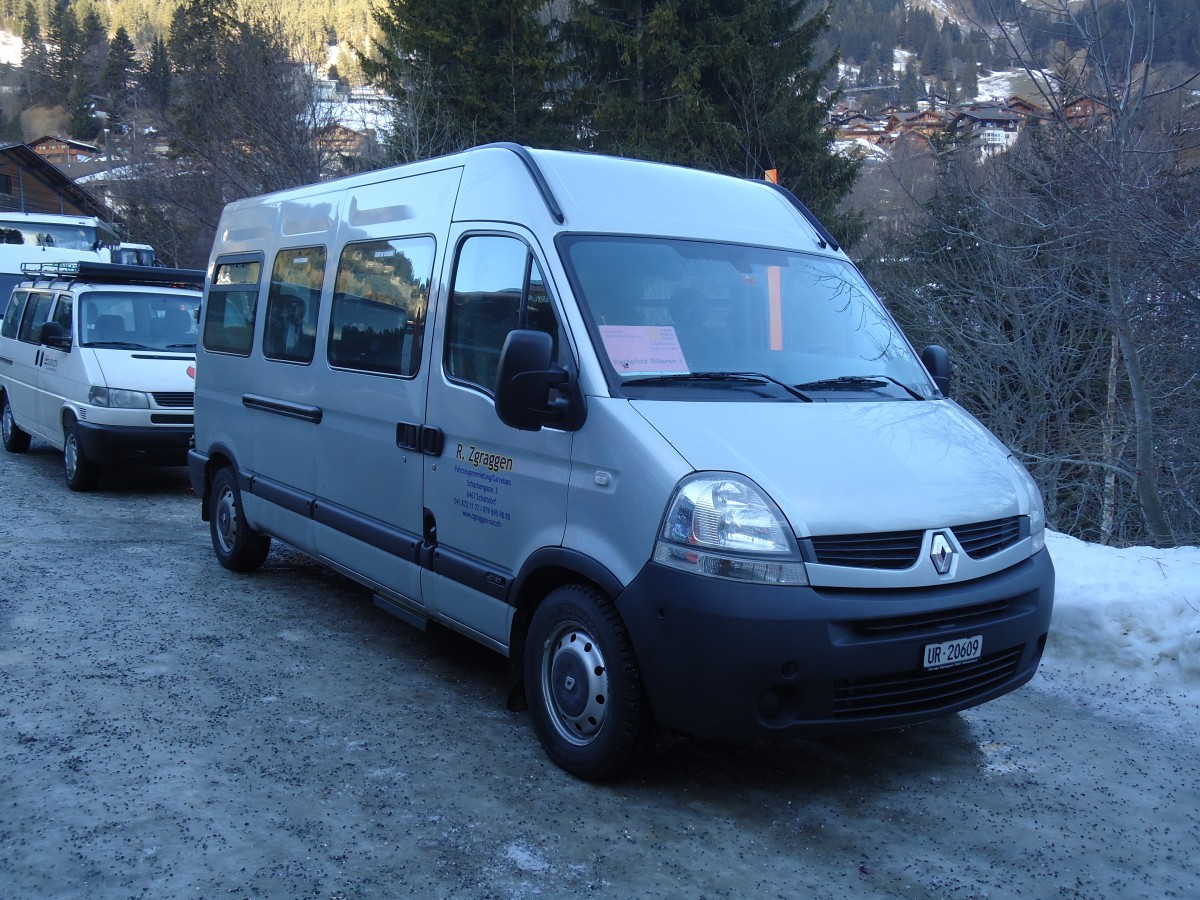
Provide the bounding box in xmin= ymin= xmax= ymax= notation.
xmin=2 ymin=443 xmax=1198 ymax=898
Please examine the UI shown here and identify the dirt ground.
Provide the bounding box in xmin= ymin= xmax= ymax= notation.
xmin=2 ymin=445 xmax=1198 ymax=899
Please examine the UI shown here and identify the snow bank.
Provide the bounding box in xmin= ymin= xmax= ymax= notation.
xmin=1036 ymin=532 xmax=1199 ymax=737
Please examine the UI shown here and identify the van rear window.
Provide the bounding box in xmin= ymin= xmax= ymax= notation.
xmin=204 ymin=258 xmax=262 ymax=356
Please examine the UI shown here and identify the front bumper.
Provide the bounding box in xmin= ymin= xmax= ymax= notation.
xmin=616 ymin=549 xmax=1054 ymax=741
xmin=75 ymin=421 xmax=192 ymax=467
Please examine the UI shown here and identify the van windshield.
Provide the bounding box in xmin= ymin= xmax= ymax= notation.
xmin=79 ymin=290 xmax=201 ymax=351
xmin=560 ymin=235 xmax=935 ymax=401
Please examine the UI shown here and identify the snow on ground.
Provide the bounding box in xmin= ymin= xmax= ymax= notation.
xmin=1037 ymin=531 xmax=1200 ymax=734
xmin=0 ymin=31 xmax=20 ymax=66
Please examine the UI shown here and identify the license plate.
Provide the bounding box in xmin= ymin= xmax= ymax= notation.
xmin=923 ymin=634 xmax=983 ymax=670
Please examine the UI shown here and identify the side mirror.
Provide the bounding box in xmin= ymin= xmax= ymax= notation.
xmin=494 ymin=329 xmax=579 ymax=431
xmin=40 ymin=321 xmax=71 ymax=351
xmin=921 ymin=344 xmax=950 ymax=397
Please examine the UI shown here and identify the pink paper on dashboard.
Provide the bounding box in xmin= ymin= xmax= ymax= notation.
xmin=599 ymin=325 xmax=689 ymax=374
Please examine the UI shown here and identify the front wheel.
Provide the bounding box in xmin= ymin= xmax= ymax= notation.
xmin=525 ymin=583 xmax=650 ymax=781
xmin=1 ymin=394 xmax=30 ymax=453
xmin=209 ymin=466 xmax=271 ymax=571
xmin=63 ymin=419 xmax=100 ymax=491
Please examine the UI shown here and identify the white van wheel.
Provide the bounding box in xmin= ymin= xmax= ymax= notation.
xmin=63 ymin=419 xmax=100 ymax=491
xmin=1 ymin=394 xmax=30 ymax=453
xmin=525 ymin=584 xmax=649 ymax=780
xmin=209 ymin=467 xmax=271 ymax=571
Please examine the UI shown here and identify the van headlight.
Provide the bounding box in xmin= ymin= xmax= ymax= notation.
xmin=654 ymin=473 xmax=808 ymax=585
xmin=89 ymin=387 xmax=150 ymax=409
xmin=1009 ymin=455 xmax=1046 ymax=554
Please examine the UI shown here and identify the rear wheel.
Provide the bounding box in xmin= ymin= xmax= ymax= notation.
xmin=1 ymin=394 xmax=30 ymax=453
xmin=209 ymin=466 xmax=271 ymax=571
xmin=525 ymin=583 xmax=650 ymax=781
xmin=63 ymin=418 xmax=100 ymax=491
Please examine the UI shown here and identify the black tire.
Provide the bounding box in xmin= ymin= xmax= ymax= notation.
xmin=209 ymin=466 xmax=271 ymax=571
xmin=525 ymin=583 xmax=650 ymax=781
xmin=1 ymin=393 xmax=30 ymax=453
xmin=63 ymin=418 xmax=100 ymax=491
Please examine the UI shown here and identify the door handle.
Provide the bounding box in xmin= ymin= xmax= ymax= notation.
xmin=396 ymin=422 xmax=443 ymax=457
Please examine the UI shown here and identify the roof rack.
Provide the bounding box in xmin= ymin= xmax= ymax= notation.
xmin=20 ymin=260 xmax=204 ymax=289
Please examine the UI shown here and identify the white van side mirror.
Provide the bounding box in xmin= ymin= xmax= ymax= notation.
xmin=921 ymin=344 xmax=951 ymax=397
xmin=494 ymin=329 xmax=581 ymax=431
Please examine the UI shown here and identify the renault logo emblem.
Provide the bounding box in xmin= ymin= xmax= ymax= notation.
xmin=930 ymin=532 xmax=955 ymax=575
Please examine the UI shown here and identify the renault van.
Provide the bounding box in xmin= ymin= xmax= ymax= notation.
xmin=0 ymin=261 xmax=203 ymax=490
xmin=189 ymin=144 xmax=1054 ymax=779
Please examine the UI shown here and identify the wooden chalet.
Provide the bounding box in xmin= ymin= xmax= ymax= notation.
xmin=0 ymin=143 xmax=112 ymax=219
xmin=29 ymin=135 xmax=102 ymax=168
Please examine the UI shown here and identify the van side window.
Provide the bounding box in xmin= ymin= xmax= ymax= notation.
xmin=447 ymin=235 xmax=559 ymax=392
xmin=330 ymin=237 xmax=433 ymax=377
xmin=264 ymin=246 xmax=325 ymax=364
xmin=203 ymin=258 xmax=262 ymax=356
xmin=50 ymin=293 xmax=72 ymax=340
xmin=16 ymin=292 xmax=54 ymax=344
xmin=0 ymin=290 xmax=27 ymax=339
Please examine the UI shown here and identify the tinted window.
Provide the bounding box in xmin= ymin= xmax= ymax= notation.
xmin=329 ymin=237 xmax=434 ymax=377
xmin=264 ymin=246 xmax=325 ymax=364
xmin=16 ymin=292 xmax=54 ymax=344
xmin=0 ymin=289 xmax=27 ymax=339
xmin=446 ymin=235 xmax=559 ymax=393
xmin=203 ymin=258 xmax=262 ymax=356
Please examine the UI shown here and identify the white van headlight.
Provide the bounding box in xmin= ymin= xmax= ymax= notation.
xmin=89 ymin=387 xmax=150 ymax=409
xmin=654 ymin=474 xmax=808 ymax=585
xmin=1009 ymin=456 xmax=1046 ymax=554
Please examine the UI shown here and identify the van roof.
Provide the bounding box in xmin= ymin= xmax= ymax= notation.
xmin=216 ymin=144 xmax=846 ymax=258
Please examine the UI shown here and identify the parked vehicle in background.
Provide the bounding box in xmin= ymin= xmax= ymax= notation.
xmin=189 ymin=144 xmax=1054 ymax=780
xmin=0 ymin=214 xmax=159 ymax=326
xmin=0 ymin=261 xmax=203 ymax=490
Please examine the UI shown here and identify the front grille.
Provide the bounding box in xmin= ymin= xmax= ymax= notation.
xmin=810 ymin=516 xmax=1025 ymax=570
xmin=151 ymin=414 xmax=193 ymax=425
xmin=153 ymin=392 xmax=194 ymax=408
xmin=953 ymin=517 xmax=1023 ymax=559
xmin=832 ymin=646 xmax=1023 ymax=719
xmin=848 ymin=599 xmax=1015 ymax=638
xmin=810 ymin=530 xmax=923 ymax=569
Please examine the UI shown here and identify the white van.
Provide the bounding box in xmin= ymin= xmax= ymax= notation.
xmin=0 ymin=261 xmax=203 ymax=490
xmin=189 ymin=144 xmax=1054 ymax=779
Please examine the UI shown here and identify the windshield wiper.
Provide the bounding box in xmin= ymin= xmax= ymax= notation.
xmin=795 ymin=375 xmax=925 ymax=400
xmin=85 ymin=341 xmax=154 ymax=350
xmin=163 ymin=342 xmax=197 ymax=349
xmin=624 ymin=371 xmax=812 ymax=401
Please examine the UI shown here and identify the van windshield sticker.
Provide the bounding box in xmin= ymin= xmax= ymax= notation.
xmin=599 ymin=325 xmax=689 ymax=376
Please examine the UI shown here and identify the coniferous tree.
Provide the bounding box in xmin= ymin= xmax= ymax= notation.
xmin=567 ymin=0 xmax=862 ymax=243
xmin=360 ymin=0 xmax=572 ymax=159
xmin=20 ymin=4 xmax=52 ymax=105
xmin=143 ymin=36 xmax=172 ymax=115
xmin=103 ymin=26 xmax=139 ymax=119
xmin=68 ymin=75 xmax=97 ymax=139
xmin=47 ymin=1 xmax=80 ymax=105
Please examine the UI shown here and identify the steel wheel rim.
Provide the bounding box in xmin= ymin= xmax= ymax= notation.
xmin=540 ymin=620 xmax=610 ymax=747
xmin=64 ymin=431 xmax=79 ymax=479
xmin=214 ymin=486 xmax=238 ymax=555
xmin=1 ymin=403 xmax=12 ymax=443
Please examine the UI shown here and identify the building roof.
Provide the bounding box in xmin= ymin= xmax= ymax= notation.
xmin=0 ymin=143 xmax=112 ymax=221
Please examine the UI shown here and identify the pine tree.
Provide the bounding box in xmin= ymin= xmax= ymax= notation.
xmin=103 ymin=26 xmax=139 ymax=118
xmin=143 ymin=36 xmax=172 ymax=115
xmin=20 ymin=3 xmax=52 ymax=105
xmin=360 ymin=0 xmax=572 ymax=159
xmin=47 ymin=1 xmax=81 ymax=105
xmin=567 ymin=0 xmax=863 ymax=243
